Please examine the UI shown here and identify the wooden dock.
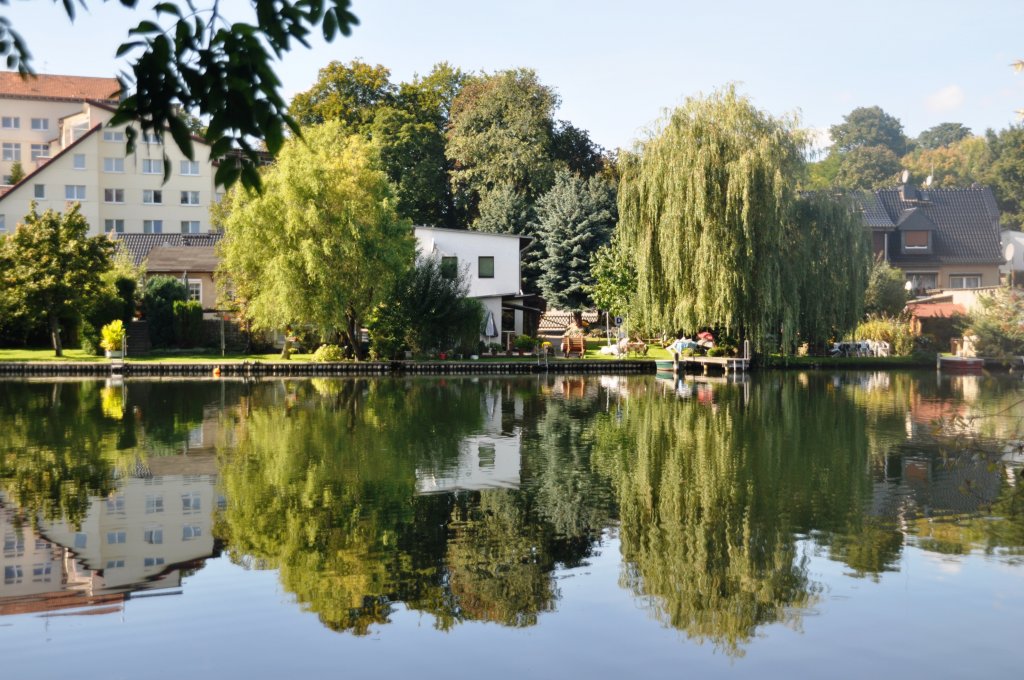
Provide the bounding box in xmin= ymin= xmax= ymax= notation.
xmin=656 ymin=355 xmax=751 ymax=376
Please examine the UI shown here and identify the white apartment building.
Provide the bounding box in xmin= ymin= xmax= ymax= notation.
xmin=0 ymin=74 xmax=216 ymax=237
xmin=0 ymin=72 xmax=120 ymax=184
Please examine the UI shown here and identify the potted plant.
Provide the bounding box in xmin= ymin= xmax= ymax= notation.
xmin=100 ymin=319 xmax=126 ymax=359
xmin=514 ymin=334 xmax=535 ymax=356
xmin=488 ymin=342 xmax=502 ymax=356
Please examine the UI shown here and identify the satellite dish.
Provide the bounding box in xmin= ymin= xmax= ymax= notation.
xmin=1005 ymin=242 xmax=1016 ymax=263
xmin=901 ymin=169 xmax=910 ymax=184
xmin=924 ymin=175 xmax=933 ymax=187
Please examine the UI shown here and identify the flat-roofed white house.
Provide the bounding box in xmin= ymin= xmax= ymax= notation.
xmin=413 ymin=226 xmax=532 ymax=345
xmin=0 ymin=94 xmax=217 ymax=238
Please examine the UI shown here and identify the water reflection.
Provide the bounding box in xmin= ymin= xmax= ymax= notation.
xmin=0 ymin=372 xmax=1021 ymax=653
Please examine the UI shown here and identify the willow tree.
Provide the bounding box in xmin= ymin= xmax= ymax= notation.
xmin=218 ymin=121 xmax=413 ymax=357
xmin=618 ymin=87 xmax=866 ymax=350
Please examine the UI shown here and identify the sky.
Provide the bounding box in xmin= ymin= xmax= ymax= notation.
xmin=4 ymin=0 xmax=1024 ymax=152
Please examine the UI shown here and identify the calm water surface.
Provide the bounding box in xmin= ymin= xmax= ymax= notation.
xmin=1 ymin=372 xmax=1022 ymax=679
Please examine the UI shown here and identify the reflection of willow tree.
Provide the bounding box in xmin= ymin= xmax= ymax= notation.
xmin=591 ymin=376 xmax=892 ymax=654
xmin=218 ymin=378 xmax=485 ymax=634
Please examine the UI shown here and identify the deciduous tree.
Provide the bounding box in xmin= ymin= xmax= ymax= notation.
xmin=834 ymin=145 xmax=902 ymax=190
xmin=0 ymin=203 xmax=113 ymax=356
xmin=218 ymin=122 xmax=413 ymax=357
xmin=830 ymin=106 xmax=907 ymax=155
xmin=916 ymin=122 xmax=972 ymax=150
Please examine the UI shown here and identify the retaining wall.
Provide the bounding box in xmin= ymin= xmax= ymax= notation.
xmin=0 ymin=360 xmax=656 ymax=378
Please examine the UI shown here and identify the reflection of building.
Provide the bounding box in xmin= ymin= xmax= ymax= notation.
xmin=0 ymin=453 xmax=221 ymax=617
xmin=416 ymin=388 xmax=522 ymax=494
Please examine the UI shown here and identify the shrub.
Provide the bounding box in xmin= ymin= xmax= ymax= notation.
xmin=80 ymin=320 xmax=100 ymax=355
xmin=966 ymin=287 xmax=1024 ymax=359
xmin=681 ymin=347 xmax=696 ymax=357
xmin=142 ymin=276 xmax=187 ymax=348
xmin=488 ymin=342 xmax=502 ymax=353
xmin=854 ymin=315 xmax=914 ymax=355
xmin=173 ymin=300 xmax=204 ymax=348
xmin=864 ymin=258 xmax=908 ymax=317
xmin=514 ymin=334 xmax=535 ymax=352
xmin=312 ymin=344 xmax=345 ymax=362
xmin=100 ymin=319 xmax=126 ymax=353
xmin=707 ymin=346 xmax=727 ymax=357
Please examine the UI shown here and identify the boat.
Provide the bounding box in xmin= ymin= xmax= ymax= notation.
xmin=937 ymin=355 xmax=985 ymax=374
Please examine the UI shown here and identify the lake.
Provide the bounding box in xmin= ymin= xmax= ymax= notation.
xmin=1 ymin=372 xmax=1022 ymax=679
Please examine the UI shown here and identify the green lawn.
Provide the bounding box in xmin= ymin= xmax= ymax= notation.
xmin=0 ymin=348 xmax=311 ymax=363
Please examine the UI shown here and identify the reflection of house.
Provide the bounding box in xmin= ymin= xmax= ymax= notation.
xmin=858 ymin=184 xmax=1004 ymax=294
xmin=414 ymin=226 xmax=533 ymax=343
xmin=416 ymin=388 xmax=522 ymax=494
xmin=0 ymin=453 xmax=221 ymax=617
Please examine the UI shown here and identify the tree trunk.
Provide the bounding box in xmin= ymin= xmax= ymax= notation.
xmin=49 ymin=314 xmax=63 ymax=357
xmin=345 ymin=311 xmax=363 ymax=361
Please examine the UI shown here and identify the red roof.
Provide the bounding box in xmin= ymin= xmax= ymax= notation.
xmin=907 ymin=302 xmax=966 ymax=319
xmin=0 ymin=72 xmax=120 ymax=102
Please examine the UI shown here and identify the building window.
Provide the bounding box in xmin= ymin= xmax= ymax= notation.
xmin=142 ymin=158 xmax=163 ymax=175
xmin=103 ymin=129 xmax=125 ymax=142
xmin=106 ymin=531 xmax=127 ymax=544
xmin=180 ymin=160 xmax=200 ymax=176
xmin=440 ymin=256 xmax=458 ymax=280
xmin=30 ymin=117 xmax=48 ymax=131
xmin=0 ymin=215 xmax=5 ymax=232
xmin=73 ymin=153 xmax=86 ymax=170
xmin=182 ymin=525 xmax=202 ymax=540
xmin=3 ymin=532 xmax=24 ymax=557
xmin=104 ymin=188 xmax=125 ymax=204
xmin=143 ymin=557 xmax=165 ymax=568
xmin=2 ymin=116 xmax=20 ymax=129
xmin=902 ymin=230 xmax=930 ymax=251
xmin=105 ymin=559 xmax=125 ymax=569
xmin=142 ymin=132 xmax=161 ymax=145
xmin=181 ymin=220 xmax=200 ymax=234
xmin=144 ymin=220 xmax=163 ymax=234
xmin=182 ymin=492 xmax=201 ymax=514
xmin=30 ymin=143 xmax=49 ymax=160
xmin=145 ymin=494 xmax=164 ymax=513
xmin=103 ymin=157 xmax=125 ymax=173
xmin=32 ymin=563 xmax=53 ymax=582
xmin=143 ymin=527 xmax=163 ymax=545
xmin=143 ymin=189 xmax=163 ymax=205
xmin=2 ymin=143 xmax=20 ymax=161
xmin=180 ymin=190 xmax=200 ymax=205
xmin=73 ymin=533 xmax=88 ymax=549
xmin=64 ymin=185 xmax=86 ymax=200
xmin=4 ymin=565 xmax=23 ymax=584
xmin=33 ymin=184 xmax=45 ymax=199
xmin=949 ymin=274 xmax=982 ymax=289
xmin=104 ymin=219 xmax=125 ymax=234
xmin=186 ymin=280 xmax=202 ymax=302
xmin=905 ymin=273 xmax=937 ymax=294
xmin=105 ymin=495 xmax=125 ymax=514
xmin=478 ymin=256 xmax=495 ymax=279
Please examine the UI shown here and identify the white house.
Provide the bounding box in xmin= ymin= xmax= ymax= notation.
xmin=0 ymin=75 xmax=217 ymax=238
xmin=414 ymin=226 xmax=532 ymax=345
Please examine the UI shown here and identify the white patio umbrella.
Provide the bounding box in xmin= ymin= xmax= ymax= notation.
xmin=483 ymin=311 xmax=499 ymax=338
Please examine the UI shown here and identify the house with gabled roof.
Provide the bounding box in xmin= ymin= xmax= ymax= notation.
xmin=858 ymin=183 xmax=1004 ymax=295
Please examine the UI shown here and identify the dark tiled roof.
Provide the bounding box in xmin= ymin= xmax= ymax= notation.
xmin=0 ymin=72 xmax=120 ymax=102
xmin=856 ymin=191 xmax=894 ymax=229
xmin=114 ymin=233 xmax=223 ymax=266
xmin=871 ymin=187 xmax=1003 ymax=266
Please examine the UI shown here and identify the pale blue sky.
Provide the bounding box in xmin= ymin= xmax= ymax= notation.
xmin=4 ymin=0 xmax=1023 ymax=151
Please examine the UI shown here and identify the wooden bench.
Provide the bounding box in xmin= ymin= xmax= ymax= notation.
xmin=561 ymin=335 xmax=586 ymax=358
